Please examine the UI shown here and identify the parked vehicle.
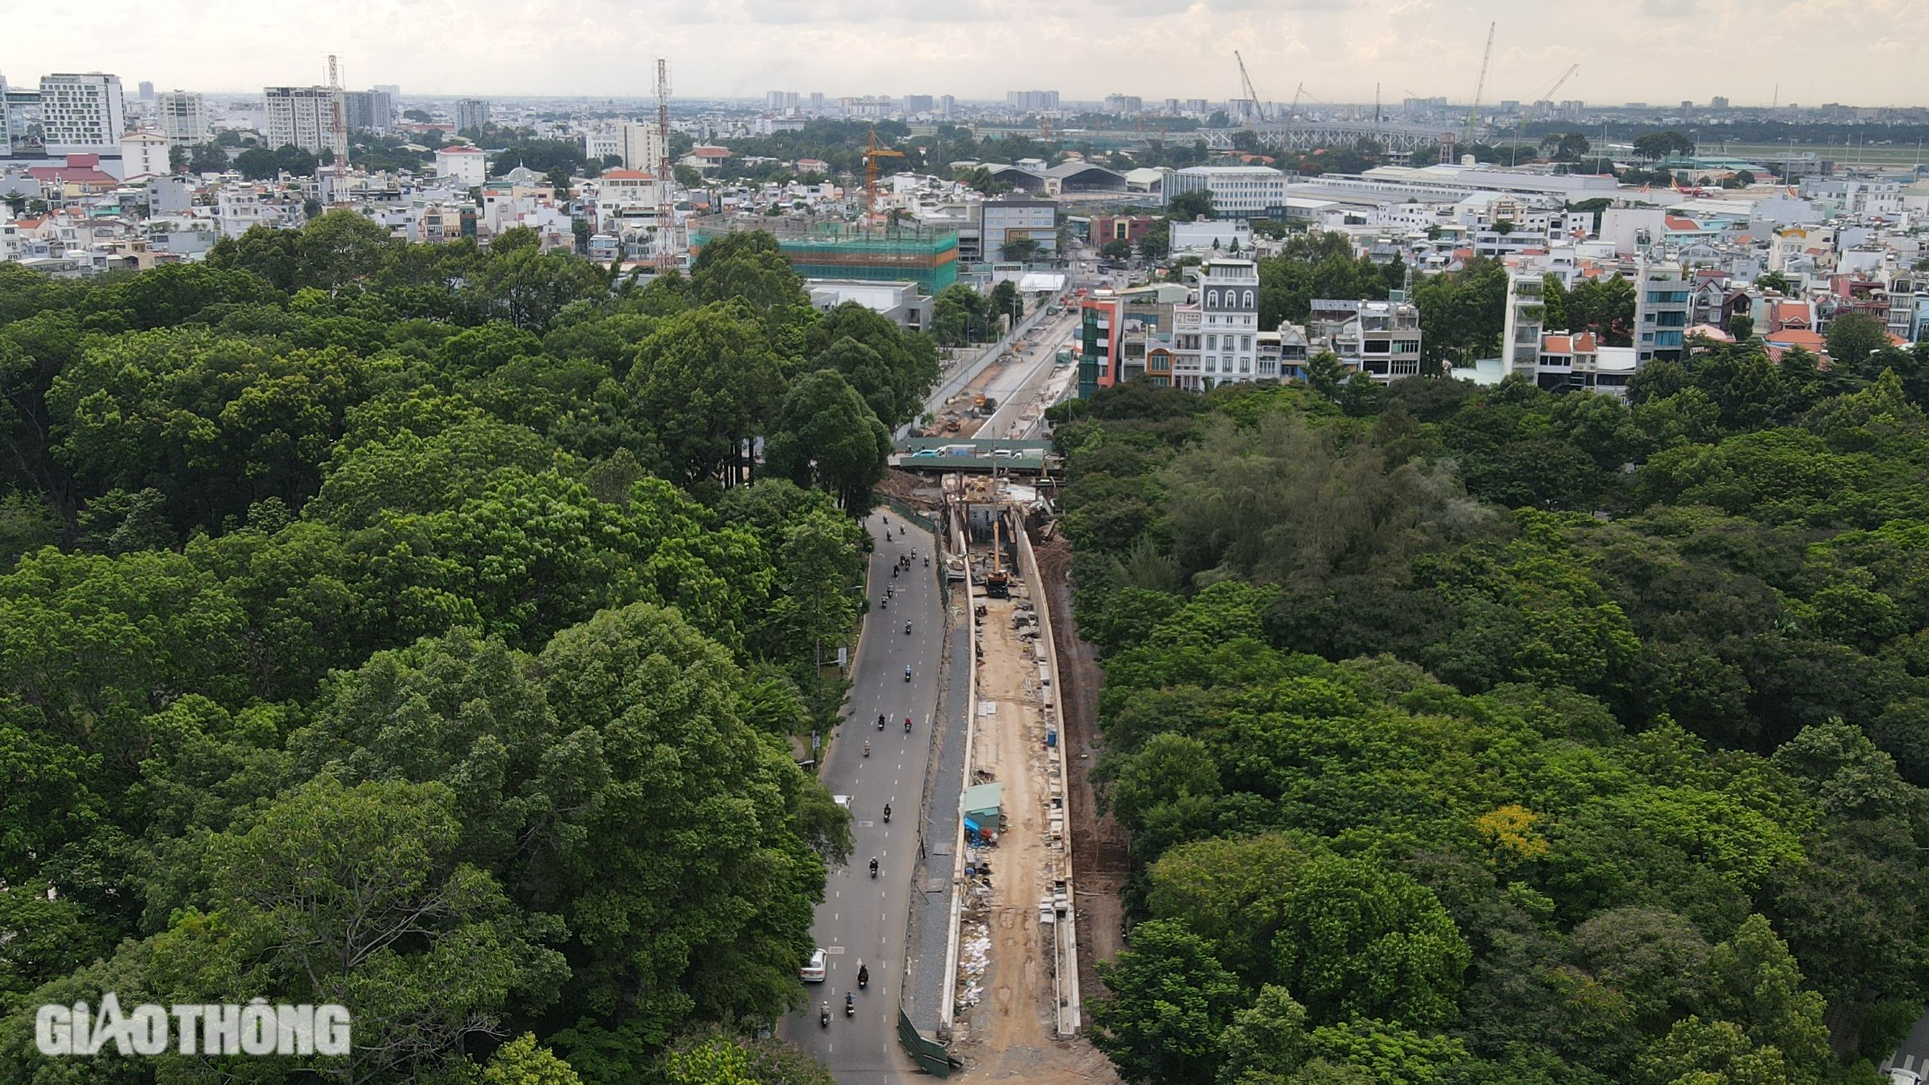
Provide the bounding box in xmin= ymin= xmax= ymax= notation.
xmin=800 ymin=948 xmax=828 ymax=983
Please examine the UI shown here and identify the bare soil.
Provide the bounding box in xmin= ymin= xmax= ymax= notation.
xmin=1034 ymin=536 xmax=1130 ymax=1000
xmin=952 ymin=586 xmax=1120 ymax=1085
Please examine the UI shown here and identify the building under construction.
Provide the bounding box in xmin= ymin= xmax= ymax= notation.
xmin=691 ymin=222 xmax=959 ymax=294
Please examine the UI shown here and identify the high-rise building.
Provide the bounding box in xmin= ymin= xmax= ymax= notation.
xmin=456 ymin=98 xmax=489 ymax=133
xmin=1634 ymin=261 xmax=1690 ymax=364
xmin=1711 ymin=96 xmax=1730 ymax=109
xmin=1103 ymin=94 xmax=1143 ymax=115
xmin=1164 ymin=98 xmax=1182 ymax=115
xmin=1185 ymin=98 xmax=1209 ymax=114
xmin=264 ymin=85 xmax=346 ymax=159
xmin=765 ymin=90 xmax=800 ymax=111
xmin=808 ymin=92 xmax=825 ymax=113
xmin=1502 ymin=272 xmax=1546 ymax=378
xmin=343 ymin=90 xmax=393 ymax=134
xmin=619 ymin=121 xmax=666 ymax=173
xmin=155 ymin=90 xmax=207 ymax=147
xmin=138 ymin=80 xmax=154 ymax=101
xmin=1006 ymin=90 xmax=1059 ymax=112
xmin=939 ymin=95 xmax=956 ymax=119
xmin=905 ymin=94 xmax=933 ymax=113
xmin=39 ymin=73 xmax=127 ymax=156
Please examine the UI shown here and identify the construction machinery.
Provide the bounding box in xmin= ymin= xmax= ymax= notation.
xmin=1235 ymin=50 xmax=1269 ymax=126
xmin=861 ymin=128 xmax=905 ymax=226
xmin=1509 ymin=63 xmax=1579 ymax=166
xmin=985 ymin=517 xmax=1011 ymax=598
xmin=1465 ymin=22 xmax=1496 ymax=144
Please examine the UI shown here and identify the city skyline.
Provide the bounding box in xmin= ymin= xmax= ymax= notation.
xmin=2 ymin=0 xmax=1921 ymax=108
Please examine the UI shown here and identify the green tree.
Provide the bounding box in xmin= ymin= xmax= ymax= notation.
xmin=1168 ymin=190 xmax=1216 ymax=220
xmin=1270 ymin=855 xmax=1472 ymax=1029
xmin=765 ymin=369 xmax=892 ymax=512
xmin=482 ymin=1033 xmax=586 ymax=1085
xmin=1091 ymin=918 xmax=1245 ymax=1085
xmin=630 ymin=303 xmax=782 ymax=487
xmin=1824 ymin=312 xmax=1889 ymax=371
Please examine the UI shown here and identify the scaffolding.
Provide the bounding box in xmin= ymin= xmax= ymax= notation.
xmin=692 ymin=223 xmax=960 ymax=294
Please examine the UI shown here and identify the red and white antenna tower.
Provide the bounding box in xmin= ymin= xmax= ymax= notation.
xmin=326 ymin=54 xmax=348 ymax=166
xmin=654 ymin=58 xmax=676 ymax=271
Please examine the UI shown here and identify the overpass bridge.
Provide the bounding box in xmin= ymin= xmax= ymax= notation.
xmin=1202 ymin=120 xmax=1488 ymax=156
xmin=890 ymin=438 xmax=1059 ymax=476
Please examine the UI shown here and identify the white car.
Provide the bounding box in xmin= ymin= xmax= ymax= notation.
xmin=801 ymin=948 xmax=827 ymax=983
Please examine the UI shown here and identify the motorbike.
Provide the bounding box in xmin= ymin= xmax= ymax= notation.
xmin=869 ymin=858 xmax=879 ymax=879
xmin=892 ymin=566 xmax=898 ymax=579
xmin=904 ymin=666 xmax=912 ymax=682
xmin=924 ymin=557 xmax=929 ymax=567
xmin=905 ymin=621 xmax=912 ymax=635
xmin=819 ymin=1003 xmax=830 ymax=1029
xmin=880 ymin=597 xmax=887 ymax=610
xmin=863 ymin=741 xmax=870 ymax=758
xmin=905 ymin=716 xmax=913 ymax=733
xmin=858 ymin=964 xmax=870 ymax=989
xmin=845 ymin=993 xmax=855 ymax=1018
xmin=877 ymin=713 xmax=885 ymax=730
xmin=883 ymin=804 xmax=891 ymax=823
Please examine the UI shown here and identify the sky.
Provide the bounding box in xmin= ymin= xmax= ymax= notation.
xmin=3 ymin=0 xmax=1920 ymax=107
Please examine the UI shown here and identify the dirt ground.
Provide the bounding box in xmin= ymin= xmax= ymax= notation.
xmin=1034 ymin=536 xmax=1129 ymax=1000
xmin=952 ymin=584 xmax=1121 ymax=1085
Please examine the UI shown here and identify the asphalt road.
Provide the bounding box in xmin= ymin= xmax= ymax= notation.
xmin=976 ymin=308 xmax=1079 ymax=441
xmin=782 ymin=514 xmax=944 ymax=1083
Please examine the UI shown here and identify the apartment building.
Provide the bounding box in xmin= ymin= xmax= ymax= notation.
xmin=343 ymin=90 xmax=393 ymax=135
xmin=1502 ymin=272 xmax=1547 ymax=379
xmin=1308 ymin=297 xmax=1424 ymax=382
xmin=1634 ymin=261 xmax=1690 ymax=364
xmin=456 ymin=98 xmax=490 ymax=133
xmin=619 ymin=122 xmax=666 ymax=173
xmin=120 ymin=132 xmax=169 ymax=180
xmin=435 ymin=145 xmax=486 ymax=187
xmin=1167 ymin=257 xmax=1261 ymax=389
xmin=265 ymin=86 xmax=347 ymax=159
xmin=979 ymin=199 xmax=1057 ymax=264
xmin=39 ymin=73 xmax=126 ymax=157
xmin=1165 ymin=166 xmax=1288 ymax=219
xmin=154 ymin=91 xmax=206 ymax=147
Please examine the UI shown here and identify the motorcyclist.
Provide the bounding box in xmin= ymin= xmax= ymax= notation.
xmin=858 ymin=963 xmax=870 ymax=987
xmin=904 ymin=665 xmax=912 ymax=681
xmin=820 ymin=1002 xmax=830 ymax=1027
xmin=869 ymin=857 xmax=879 ymax=878
xmin=905 ymin=716 xmax=913 ymax=733
xmin=845 ymin=991 xmax=855 ymax=1016
xmin=880 ymin=596 xmax=887 ymax=610
xmin=905 ymin=620 xmax=912 ymax=634
xmin=883 ymin=803 xmax=892 ymax=822
xmin=863 ymin=740 xmax=870 ymax=757
xmin=877 ymin=713 xmax=885 ymax=730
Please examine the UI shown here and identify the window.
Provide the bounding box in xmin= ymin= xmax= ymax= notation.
xmin=1241 ymin=335 xmax=1252 ymax=352
xmin=1206 ymin=334 xmax=1217 ymax=350
xmin=1243 ymin=290 xmax=1255 ymax=308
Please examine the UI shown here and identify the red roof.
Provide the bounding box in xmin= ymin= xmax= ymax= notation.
xmin=438 ymin=145 xmax=483 ymax=154
xmin=26 ymin=166 xmax=117 ymax=185
xmin=1543 ymin=335 xmax=1572 ymax=354
xmin=691 ymin=146 xmax=732 ymax=158
xmin=600 ymin=169 xmax=656 ymax=181
xmin=1766 ymin=329 xmax=1827 ymax=351
xmin=1664 ymin=215 xmax=1702 ymax=231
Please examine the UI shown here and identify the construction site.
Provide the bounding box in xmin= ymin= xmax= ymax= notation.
xmin=894 ymin=463 xmax=1124 ymax=1085
xmin=689 ymin=222 xmax=961 ymax=294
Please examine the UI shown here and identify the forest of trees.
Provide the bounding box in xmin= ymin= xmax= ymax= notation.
xmin=0 ymin=217 xmax=942 ymax=1084
xmin=1052 ymin=334 xmax=1929 ymax=1085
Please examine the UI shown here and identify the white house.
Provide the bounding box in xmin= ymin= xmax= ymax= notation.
xmin=434 ymin=145 xmax=487 ymax=188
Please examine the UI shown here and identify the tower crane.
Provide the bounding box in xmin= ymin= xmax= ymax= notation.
xmin=1509 ymin=63 xmax=1580 ymax=165
xmin=1234 ymin=50 xmax=1268 ymax=126
xmin=1465 ymin=22 xmax=1495 ymax=142
xmin=861 ymin=127 xmax=905 ymax=226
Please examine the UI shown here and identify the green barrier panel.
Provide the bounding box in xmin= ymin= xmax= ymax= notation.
xmin=897 ymin=1009 xmax=954 ymax=1077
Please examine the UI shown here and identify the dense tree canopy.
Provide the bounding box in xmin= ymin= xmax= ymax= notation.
xmin=1053 ymin=354 xmax=1929 ymax=1084
xmin=0 ymin=219 xmax=937 ymax=1084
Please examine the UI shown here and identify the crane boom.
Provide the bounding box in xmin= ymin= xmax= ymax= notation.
xmin=1540 ymin=63 xmax=1579 ymax=112
xmin=1234 ymin=50 xmax=1266 ymax=125
xmin=1467 ymin=22 xmax=1495 ymax=137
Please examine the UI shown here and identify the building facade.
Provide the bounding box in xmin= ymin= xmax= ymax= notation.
xmin=1308 ymin=297 xmax=1423 ymax=382
xmin=39 ymin=73 xmax=126 ymax=157
xmin=1634 ymin=260 xmax=1690 ymax=364
xmin=456 ymin=98 xmax=489 ymax=133
xmin=619 ymin=122 xmax=666 ymax=173
xmin=119 ymin=132 xmax=169 ymax=180
xmin=1169 ymin=257 xmax=1261 ymax=389
xmin=980 ymin=200 xmax=1057 ymax=265
xmin=265 ymin=86 xmax=347 ymax=159
xmin=1502 ymin=272 xmax=1546 ymax=379
xmin=154 ymin=91 xmax=206 ymax=147
xmin=1165 ymin=166 xmax=1288 ymax=219
xmin=343 ymin=90 xmax=393 ymax=135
